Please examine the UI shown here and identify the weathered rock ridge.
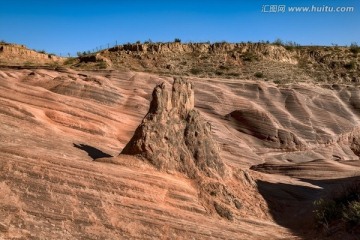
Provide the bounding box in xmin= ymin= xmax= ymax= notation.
xmin=0 ymin=43 xmax=63 ymax=64
xmin=121 ymin=77 xmax=227 ymax=179
xmin=109 ymin=42 xmax=296 ymax=63
xmin=98 ymin=42 xmax=360 ymax=83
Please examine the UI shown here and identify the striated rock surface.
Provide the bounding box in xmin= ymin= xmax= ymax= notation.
xmin=1 ymin=66 xmax=360 ymax=239
xmin=226 ymin=109 xmax=306 ymax=151
xmin=121 ymin=77 xmax=227 ymax=179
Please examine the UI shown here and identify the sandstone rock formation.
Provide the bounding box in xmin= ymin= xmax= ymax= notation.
xmin=226 ymin=109 xmax=306 ymax=150
xmin=121 ymin=77 xmax=227 ymax=179
xmin=79 ymin=53 xmax=112 ymax=68
xmin=1 ymin=40 xmax=360 ymax=238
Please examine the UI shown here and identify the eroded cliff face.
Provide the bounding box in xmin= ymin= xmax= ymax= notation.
xmin=109 ymin=42 xmax=297 ymax=63
xmin=96 ymin=42 xmax=360 ymax=83
xmin=121 ymin=77 xmax=227 ymax=179
xmin=0 ymin=43 xmax=63 ymax=64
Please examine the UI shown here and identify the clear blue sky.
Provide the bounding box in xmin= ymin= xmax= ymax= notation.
xmin=0 ymin=0 xmax=359 ymax=56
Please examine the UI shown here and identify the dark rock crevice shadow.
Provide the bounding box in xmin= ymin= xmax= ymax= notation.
xmin=73 ymin=143 xmax=112 ymax=160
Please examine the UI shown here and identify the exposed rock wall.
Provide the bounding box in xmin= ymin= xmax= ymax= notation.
xmin=0 ymin=43 xmax=63 ymax=64
xmin=78 ymin=53 xmax=112 ymax=67
xmin=109 ymin=42 xmax=297 ymax=63
xmin=100 ymin=42 xmax=359 ymax=83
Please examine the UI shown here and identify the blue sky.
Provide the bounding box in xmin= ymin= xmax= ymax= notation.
xmin=0 ymin=0 xmax=359 ymax=56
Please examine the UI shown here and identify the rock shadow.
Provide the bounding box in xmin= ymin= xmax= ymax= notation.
xmin=256 ymin=176 xmax=360 ymax=239
xmin=73 ymin=143 xmax=112 ymax=160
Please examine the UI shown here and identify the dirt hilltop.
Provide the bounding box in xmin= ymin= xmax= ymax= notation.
xmin=0 ymin=42 xmax=360 ymax=239
xmin=0 ymin=42 xmax=64 ymax=65
xmin=74 ymin=42 xmax=360 ymax=84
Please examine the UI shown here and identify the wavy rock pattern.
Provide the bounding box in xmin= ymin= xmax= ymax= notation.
xmin=1 ymin=66 xmax=360 ymax=239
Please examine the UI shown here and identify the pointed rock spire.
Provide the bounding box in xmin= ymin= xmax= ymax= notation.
xmin=121 ymin=77 xmax=227 ymax=179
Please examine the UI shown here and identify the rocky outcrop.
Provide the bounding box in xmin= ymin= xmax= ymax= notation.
xmin=79 ymin=53 xmax=112 ymax=68
xmin=108 ymin=42 xmax=296 ymax=63
xmin=121 ymin=77 xmax=227 ymax=179
xmin=99 ymin=42 xmax=360 ymax=83
xmin=120 ymin=79 xmax=254 ymax=220
xmin=0 ymin=43 xmax=63 ymax=64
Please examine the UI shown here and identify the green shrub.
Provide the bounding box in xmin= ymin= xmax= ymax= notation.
xmin=219 ymin=65 xmax=229 ymax=70
xmin=242 ymin=52 xmax=258 ymax=62
xmin=190 ymin=68 xmax=202 ymax=75
xmin=97 ymin=61 xmax=107 ymax=69
xmin=350 ymin=43 xmax=360 ymax=54
xmin=174 ymin=38 xmax=181 ymax=43
xmin=227 ymin=72 xmax=240 ymax=77
xmin=284 ymin=41 xmax=301 ymax=51
xmin=313 ymin=181 xmax=360 ymax=231
xmin=254 ymin=72 xmax=264 ymax=78
xmin=313 ymin=198 xmax=339 ymax=227
xmin=77 ymin=51 xmax=85 ymax=57
xmin=215 ymin=70 xmax=223 ymax=76
xmin=343 ymin=201 xmax=360 ymax=225
xmin=344 ymin=61 xmax=356 ymax=70
xmin=273 ymin=38 xmax=284 ymax=46
xmin=63 ymin=58 xmax=77 ymax=65
xmin=144 ymin=39 xmax=152 ymax=44
xmin=273 ymin=80 xmax=281 ymax=84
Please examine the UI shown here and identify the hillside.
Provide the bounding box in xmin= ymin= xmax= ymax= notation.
xmin=0 ymin=42 xmax=64 ymax=66
xmin=71 ymin=42 xmax=360 ymax=84
xmin=0 ymin=42 xmax=360 ymax=239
